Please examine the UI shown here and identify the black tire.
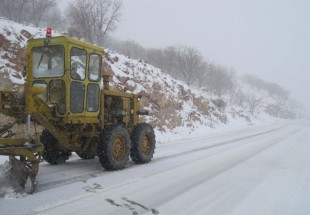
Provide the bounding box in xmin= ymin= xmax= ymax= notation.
xmin=76 ymin=137 xmax=96 ymax=160
xmin=98 ymin=124 xmax=131 ymax=170
xmin=130 ymin=123 xmax=156 ymax=164
xmin=40 ymin=129 xmax=71 ymax=165
xmin=76 ymin=151 xmax=96 ymax=160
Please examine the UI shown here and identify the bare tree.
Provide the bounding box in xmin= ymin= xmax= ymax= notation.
xmin=67 ymin=0 xmax=122 ymax=45
xmin=243 ymin=74 xmax=290 ymax=100
xmin=0 ymin=0 xmax=29 ymax=23
xmin=146 ymin=48 xmax=165 ymax=68
xmin=196 ymin=61 xmax=211 ymax=88
xmin=66 ymin=1 xmax=93 ymax=41
xmin=120 ymin=40 xmax=145 ymax=58
xmin=165 ymin=45 xmax=205 ymax=86
xmin=28 ymin=0 xmax=57 ymax=27
xmin=0 ymin=0 xmax=61 ymax=28
xmin=42 ymin=7 xmax=66 ymax=30
xmin=246 ymin=95 xmax=261 ymax=115
xmin=203 ymin=64 xmax=235 ymax=95
xmin=161 ymin=46 xmax=179 ymax=77
xmin=231 ymin=88 xmax=246 ymax=107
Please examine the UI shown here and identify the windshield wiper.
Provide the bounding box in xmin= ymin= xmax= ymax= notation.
xmin=37 ymin=47 xmax=47 ymax=69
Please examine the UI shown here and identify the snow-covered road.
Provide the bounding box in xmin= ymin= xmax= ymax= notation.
xmin=1 ymin=120 xmax=310 ymax=215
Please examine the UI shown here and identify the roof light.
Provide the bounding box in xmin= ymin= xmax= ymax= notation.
xmin=46 ymin=28 xmax=52 ymax=37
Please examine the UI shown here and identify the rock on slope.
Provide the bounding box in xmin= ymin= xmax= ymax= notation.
xmin=0 ymin=18 xmax=295 ymax=140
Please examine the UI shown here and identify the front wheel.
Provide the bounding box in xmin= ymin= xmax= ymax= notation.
xmin=130 ymin=123 xmax=156 ymax=164
xmin=98 ymin=125 xmax=131 ymax=171
xmin=76 ymin=151 xmax=96 ymax=160
xmin=40 ymin=129 xmax=71 ymax=165
xmin=76 ymin=137 xmax=97 ymax=160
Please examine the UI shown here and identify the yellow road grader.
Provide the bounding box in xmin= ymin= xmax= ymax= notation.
xmin=0 ymin=30 xmax=155 ymax=193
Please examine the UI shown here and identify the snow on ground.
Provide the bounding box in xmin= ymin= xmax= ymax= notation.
xmin=155 ymin=110 xmax=278 ymax=144
xmin=0 ymin=18 xmax=305 ymax=214
xmin=1 ymin=120 xmax=310 ymax=215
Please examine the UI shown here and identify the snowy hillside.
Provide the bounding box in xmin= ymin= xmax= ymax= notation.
xmin=0 ymin=18 xmax=295 ymax=142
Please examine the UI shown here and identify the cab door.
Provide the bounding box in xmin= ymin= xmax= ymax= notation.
xmin=69 ymin=47 xmax=101 ymax=116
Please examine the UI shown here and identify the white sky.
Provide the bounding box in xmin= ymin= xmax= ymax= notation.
xmin=110 ymin=0 xmax=310 ymax=108
xmin=60 ymin=0 xmax=310 ymax=108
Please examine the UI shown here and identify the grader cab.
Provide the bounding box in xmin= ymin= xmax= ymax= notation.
xmin=0 ymin=31 xmax=155 ymax=193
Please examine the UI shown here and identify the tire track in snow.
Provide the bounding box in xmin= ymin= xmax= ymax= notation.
xmin=1 ymin=122 xmax=303 ymax=215
xmin=118 ymin=126 xmax=304 ymax=213
xmin=156 ymin=122 xmax=293 ymax=161
xmin=34 ymin=122 xmax=295 ymax=193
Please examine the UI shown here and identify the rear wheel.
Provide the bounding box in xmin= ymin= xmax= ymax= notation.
xmin=40 ymin=129 xmax=71 ymax=165
xmin=130 ymin=123 xmax=156 ymax=164
xmin=98 ymin=125 xmax=131 ymax=170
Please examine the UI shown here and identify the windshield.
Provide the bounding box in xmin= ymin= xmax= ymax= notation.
xmin=32 ymin=45 xmax=64 ymax=78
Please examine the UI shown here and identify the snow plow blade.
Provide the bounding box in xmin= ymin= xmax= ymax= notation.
xmin=9 ymin=156 xmax=35 ymax=193
xmin=0 ymin=137 xmax=43 ymax=193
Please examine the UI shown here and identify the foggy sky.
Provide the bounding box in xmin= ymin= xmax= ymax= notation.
xmin=111 ymin=0 xmax=310 ymax=108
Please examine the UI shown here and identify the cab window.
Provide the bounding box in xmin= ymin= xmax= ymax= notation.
xmin=70 ymin=47 xmax=86 ymax=80
xmin=70 ymin=81 xmax=84 ymax=113
xmin=88 ymin=54 xmax=101 ymax=81
xmin=87 ymin=84 xmax=99 ymax=112
xmin=32 ymin=45 xmax=64 ymax=78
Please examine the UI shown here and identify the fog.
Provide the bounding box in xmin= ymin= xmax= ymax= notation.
xmin=58 ymin=0 xmax=310 ymax=109
xmin=110 ymin=0 xmax=310 ymax=108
